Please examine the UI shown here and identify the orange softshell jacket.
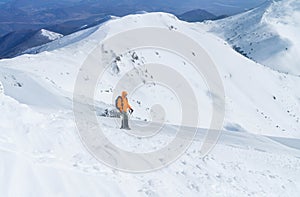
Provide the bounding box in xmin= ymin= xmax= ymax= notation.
xmin=117 ymin=91 xmax=132 ymax=112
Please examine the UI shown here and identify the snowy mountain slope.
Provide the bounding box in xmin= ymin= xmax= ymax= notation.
xmin=0 ymin=95 xmax=299 ymax=196
xmin=0 ymin=66 xmax=70 ymax=109
xmin=205 ymin=0 xmax=300 ymax=76
xmin=0 ymin=11 xmax=299 ymax=196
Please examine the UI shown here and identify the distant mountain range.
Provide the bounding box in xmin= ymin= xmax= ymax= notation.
xmin=0 ymin=0 xmax=267 ymax=36
xmin=0 ymin=29 xmax=63 ymax=58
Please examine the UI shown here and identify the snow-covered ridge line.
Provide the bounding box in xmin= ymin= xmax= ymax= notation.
xmin=206 ymin=0 xmax=300 ymax=76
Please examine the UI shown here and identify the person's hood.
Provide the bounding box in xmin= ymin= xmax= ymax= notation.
xmin=122 ymin=91 xmax=128 ymax=97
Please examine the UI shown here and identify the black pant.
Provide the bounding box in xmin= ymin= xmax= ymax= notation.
xmin=120 ymin=112 xmax=130 ymax=129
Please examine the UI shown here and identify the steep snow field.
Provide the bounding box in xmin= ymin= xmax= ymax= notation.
xmin=206 ymin=0 xmax=300 ymax=76
xmin=0 ymin=3 xmax=300 ymax=196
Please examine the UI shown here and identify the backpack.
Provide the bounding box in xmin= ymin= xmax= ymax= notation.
xmin=115 ymin=96 xmax=122 ymax=111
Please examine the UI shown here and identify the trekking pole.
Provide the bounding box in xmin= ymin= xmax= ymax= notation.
xmin=129 ymin=112 xmax=133 ymax=120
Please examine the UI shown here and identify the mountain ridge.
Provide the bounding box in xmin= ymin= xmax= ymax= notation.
xmin=206 ymin=0 xmax=300 ymax=75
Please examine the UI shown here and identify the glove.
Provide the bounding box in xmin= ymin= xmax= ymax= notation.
xmin=129 ymin=109 xmax=134 ymax=114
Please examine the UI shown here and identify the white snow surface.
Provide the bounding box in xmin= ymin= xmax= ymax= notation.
xmin=0 ymin=6 xmax=300 ymax=197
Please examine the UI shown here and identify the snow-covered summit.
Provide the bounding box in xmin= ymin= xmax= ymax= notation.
xmin=39 ymin=29 xmax=63 ymax=41
xmin=206 ymin=0 xmax=300 ymax=76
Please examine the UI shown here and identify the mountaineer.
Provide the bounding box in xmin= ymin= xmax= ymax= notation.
xmin=115 ymin=91 xmax=134 ymax=130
